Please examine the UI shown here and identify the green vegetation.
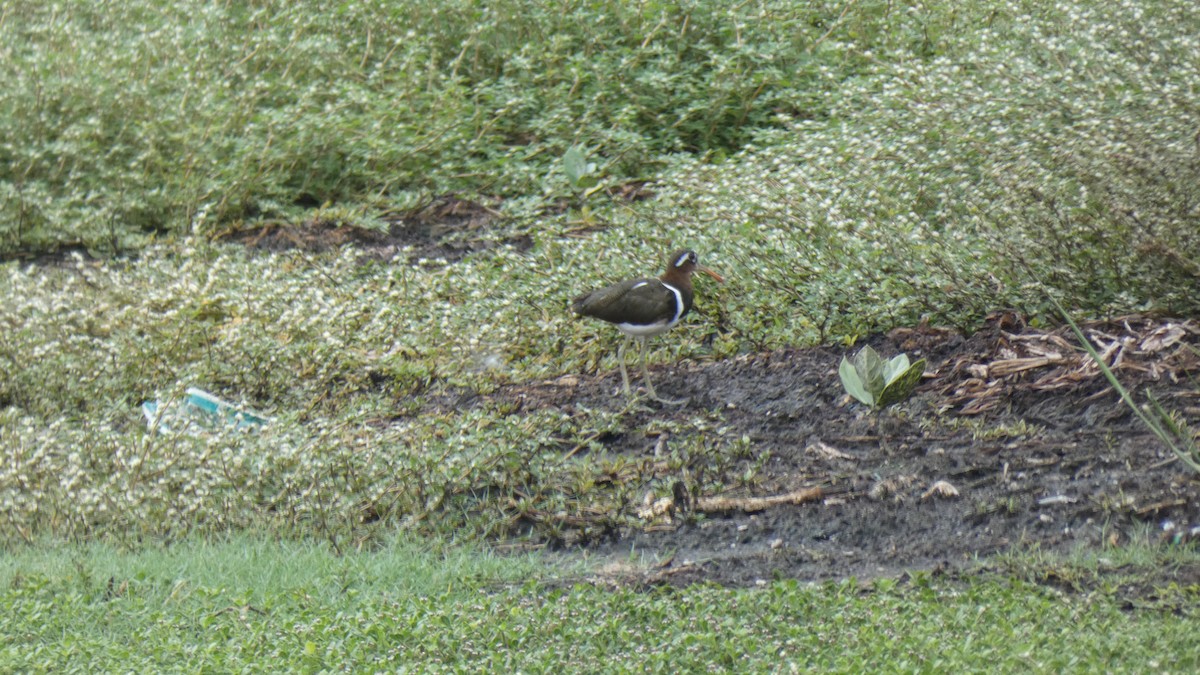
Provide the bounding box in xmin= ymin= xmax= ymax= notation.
xmin=3 ymin=0 xmax=1197 ymax=546
xmin=839 ymin=345 xmax=925 ymax=410
xmin=2 ymin=0 xmax=1199 ymax=667
xmin=0 ymin=0 xmax=914 ymax=254
xmin=5 ymin=0 xmax=1199 ymax=326
xmin=2 ymin=538 xmax=1197 ymax=672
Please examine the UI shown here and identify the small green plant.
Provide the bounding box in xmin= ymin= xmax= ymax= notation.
xmin=839 ymin=345 xmax=926 ymax=410
xmin=562 ymin=145 xmax=601 ymax=196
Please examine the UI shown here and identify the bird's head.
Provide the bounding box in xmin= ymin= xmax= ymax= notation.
xmin=663 ymin=249 xmax=724 ymax=284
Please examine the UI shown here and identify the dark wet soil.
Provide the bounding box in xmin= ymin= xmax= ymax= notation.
xmin=492 ymin=314 xmax=1200 ymax=587
xmin=226 ymin=195 xmax=531 ymax=262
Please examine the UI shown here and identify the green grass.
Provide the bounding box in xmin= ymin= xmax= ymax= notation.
xmin=3 ymin=0 xmax=1200 ymax=546
xmin=0 ymin=0 xmax=930 ymax=255
xmin=3 ymin=1 xmax=1200 ymax=667
xmin=5 ymin=0 xmax=1198 ymax=322
xmin=2 ymin=537 xmax=1197 ymax=672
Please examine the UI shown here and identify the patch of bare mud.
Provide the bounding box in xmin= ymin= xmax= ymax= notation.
xmin=226 ymin=195 xmax=530 ymax=261
xmin=479 ymin=314 xmax=1200 ymax=587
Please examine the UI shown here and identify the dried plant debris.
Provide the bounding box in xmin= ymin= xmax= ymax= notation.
xmin=805 ymin=441 xmax=856 ymax=461
xmin=868 ymin=475 xmax=921 ymax=501
xmin=921 ymin=480 xmax=961 ymax=501
xmin=938 ymin=315 xmax=1200 ymax=415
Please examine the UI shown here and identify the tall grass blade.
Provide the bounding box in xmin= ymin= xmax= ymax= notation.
xmin=1048 ymin=294 xmax=1199 ymax=474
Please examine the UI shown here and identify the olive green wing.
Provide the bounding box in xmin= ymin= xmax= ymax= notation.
xmin=571 ymin=278 xmax=679 ymax=325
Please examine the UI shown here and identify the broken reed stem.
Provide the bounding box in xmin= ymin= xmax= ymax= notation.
xmin=696 ymin=486 xmax=825 ymax=514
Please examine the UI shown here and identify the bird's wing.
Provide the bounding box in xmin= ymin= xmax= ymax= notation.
xmin=571 ymin=278 xmax=680 ymax=325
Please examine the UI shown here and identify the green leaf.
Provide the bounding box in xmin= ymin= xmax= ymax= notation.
xmin=882 ymin=353 xmax=911 ymax=385
xmin=562 ymin=145 xmax=591 ymax=187
xmin=839 ymin=355 xmax=875 ymax=407
xmin=851 ymin=345 xmax=885 ymax=398
xmin=876 ymin=358 xmax=926 ymax=409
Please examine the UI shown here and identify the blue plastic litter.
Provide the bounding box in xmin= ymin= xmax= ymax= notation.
xmin=142 ymin=387 xmax=270 ymax=433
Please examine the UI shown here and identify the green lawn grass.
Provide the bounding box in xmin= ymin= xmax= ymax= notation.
xmin=2 ymin=537 xmax=1196 ymax=672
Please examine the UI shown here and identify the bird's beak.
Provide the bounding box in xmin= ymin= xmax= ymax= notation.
xmin=699 ymin=266 xmax=724 ymax=283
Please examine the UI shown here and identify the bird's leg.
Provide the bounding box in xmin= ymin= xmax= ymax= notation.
xmin=617 ymin=335 xmax=633 ymax=397
xmin=639 ymin=337 xmax=686 ymax=406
